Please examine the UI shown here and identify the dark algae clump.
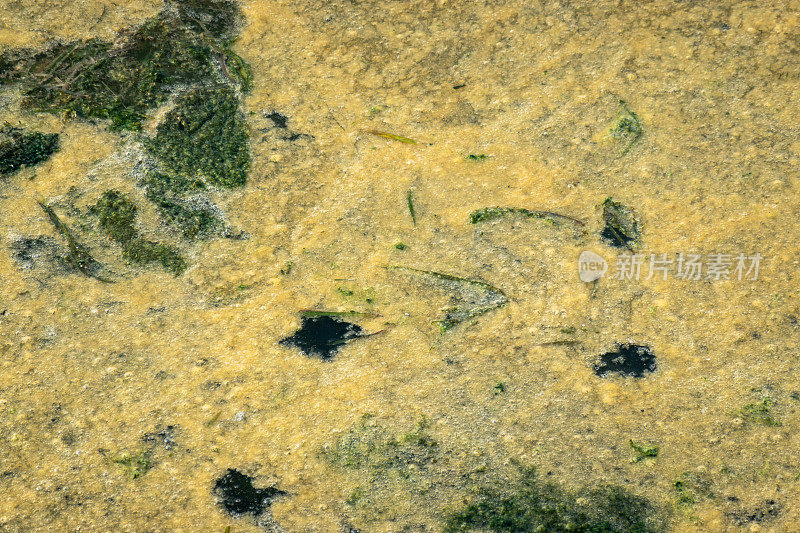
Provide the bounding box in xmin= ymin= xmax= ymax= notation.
xmin=600 ymin=198 xmax=641 ymax=250
xmin=444 ymin=468 xmax=662 ymax=533
xmin=146 ymin=86 xmax=250 ymax=188
xmin=594 ymin=343 xmax=656 ymax=378
xmin=0 ymin=0 xmax=249 ymax=131
xmin=3 ymin=0 xmax=252 ymax=278
xmin=280 ymin=315 xmax=365 ymax=360
xmin=213 ymin=468 xmax=286 ymax=517
xmin=141 ymin=172 xmax=225 ymax=239
xmin=0 ymin=124 xmax=59 ymax=176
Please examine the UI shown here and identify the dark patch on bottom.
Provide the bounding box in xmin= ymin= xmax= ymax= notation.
xmin=729 ymin=499 xmax=781 ymax=525
xmin=594 ymin=343 xmax=656 ymax=377
xmin=213 ymin=468 xmax=286 ymax=517
xmin=10 ymin=236 xmax=69 ymax=271
xmin=280 ymin=315 xmax=364 ymax=360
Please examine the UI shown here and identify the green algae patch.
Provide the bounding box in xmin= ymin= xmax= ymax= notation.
xmin=123 ymin=238 xmax=187 ymax=276
xmin=146 ymin=86 xmax=250 ymax=188
xmin=90 ymin=190 xmax=138 ymax=243
xmin=113 ymin=451 xmax=155 ymax=480
xmin=90 ymin=189 xmax=186 ymax=275
xmin=444 ymin=468 xmax=663 ymax=533
xmin=0 ymin=0 xmax=248 ymax=131
xmin=0 ymin=124 xmax=59 ymax=176
xmin=2 ymin=0 xmax=250 ymax=279
xmin=610 ymin=99 xmax=643 ymax=157
xmin=323 ymin=415 xmax=438 ymax=476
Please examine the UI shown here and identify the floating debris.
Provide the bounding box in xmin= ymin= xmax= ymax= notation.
xmin=214 ymin=468 xmax=286 ymax=517
xmin=610 ymin=99 xmax=643 ymax=157
xmin=594 ymin=343 xmax=656 ymax=378
xmin=600 ymin=198 xmax=641 ymax=249
xmin=387 ymin=266 xmax=507 ymax=332
xmin=38 ymin=201 xmax=114 ymax=282
xmin=280 ymin=315 xmax=368 ymax=360
xmin=0 ymin=124 xmax=59 ymax=176
xmin=469 ymin=206 xmax=585 ymax=229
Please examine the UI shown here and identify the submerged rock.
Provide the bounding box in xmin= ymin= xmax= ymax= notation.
xmin=213 ymin=468 xmax=286 ymax=517
xmin=280 ymin=315 xmax=365 ymax=360
xmin=594 ymin=343 xmax=656 ymax=378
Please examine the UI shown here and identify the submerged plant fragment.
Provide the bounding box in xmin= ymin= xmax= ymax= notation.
xmin=444 ymin=468 xmax=662 ymax=533
xmin=610 ymin=99 xmax=643 ymax=157
xmin=0 ymin=124 xmax=59 ymax=176
xmin=407 ymin=189 xmax=417 ymax=225
xmin=38 ymin=201 xmax=114 ymax=282
xmin=364 ymin=129 xmax=418 ymax=144
xmin=280 ymin=315 xmax=368 ymax=360
xmin=388 ymin=266 xmax=507 ymax=332
xmin=594 ymin=343 xmax=656 ymax=378
xmin=600 ymin=198 xmax=641 ymax=249
xmin=469 ymin=206 xmax=585 ymax=229
xmin=214 ymin=468 xmax=286 ymax=517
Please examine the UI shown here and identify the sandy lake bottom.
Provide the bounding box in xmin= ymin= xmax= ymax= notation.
xmin=2 ymin=0 xmax=800 ymax=531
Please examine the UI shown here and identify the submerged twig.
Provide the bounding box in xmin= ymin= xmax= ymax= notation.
xmin=363 ymin=129 xmax=418 ymax=145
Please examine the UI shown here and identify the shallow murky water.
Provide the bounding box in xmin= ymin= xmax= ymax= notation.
xmin=2 ymin=1 xmax=800 ymax=531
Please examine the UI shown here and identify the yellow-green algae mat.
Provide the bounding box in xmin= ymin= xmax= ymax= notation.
xmin=1 ymin=0 xmax=800 ymax=531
